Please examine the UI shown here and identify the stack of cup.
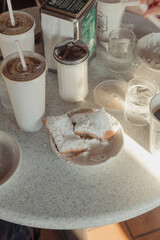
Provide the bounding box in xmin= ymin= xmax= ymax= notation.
xmin=0 ymin=0 xmax=48 ymax=132
xmin=0 ymin=0 xmax=36 ymax=108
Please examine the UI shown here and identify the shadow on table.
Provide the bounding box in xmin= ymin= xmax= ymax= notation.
xmin=0 ymin=219 xmax=88 ymax=240
xmin=0 ymin=219 xmax=40 ymax=240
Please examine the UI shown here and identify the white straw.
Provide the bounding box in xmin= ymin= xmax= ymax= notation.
xmin=15 ymin=40 xmax=27 ymax=70
xmin=6 ymin=0 xmax=15 ymax=26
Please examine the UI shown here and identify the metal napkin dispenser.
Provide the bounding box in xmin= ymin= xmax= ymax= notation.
xmin=40 ymin=0 xmax=97 ymax=70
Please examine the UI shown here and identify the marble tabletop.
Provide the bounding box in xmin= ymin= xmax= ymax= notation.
xmin=0 ymin=9 xmax=160 ymax=230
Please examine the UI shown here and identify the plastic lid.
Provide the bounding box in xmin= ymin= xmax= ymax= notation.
xmin=53 ymin=39 xmax=89 ymax=65
xmin=93 ymin=79 xmax=127 ymax=111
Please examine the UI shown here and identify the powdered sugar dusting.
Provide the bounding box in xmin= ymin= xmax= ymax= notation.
xmin=73 ymin=108 xmax=116 ymax=140
xmin=45 ymin=108 xmax=124 ymax=166
xmin=136 ymin=33 xmax=160 ymax=70
xmin=45 ymin=115 xmax=87 ymax=154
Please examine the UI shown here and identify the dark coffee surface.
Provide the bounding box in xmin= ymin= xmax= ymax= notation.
xmin=2 ymin=56 xmax=46 ymax=81
xmin=154 ymin=107 xmax=160 ymax=121
xmin=0 ymin=12 xmax=33 ymax=35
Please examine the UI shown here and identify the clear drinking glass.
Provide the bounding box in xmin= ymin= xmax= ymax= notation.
xmin=107 ymin=28 xmax=136 ymax=73
xmin=124 ymin=77 xmax=158 ymax=126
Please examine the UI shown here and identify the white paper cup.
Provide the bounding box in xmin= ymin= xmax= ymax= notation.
xmin=0 ymin=52 xmax=47 ymax=132
xmin=0 ymin=11 xmax=35 ymax=58
xmin=0 ymin=74 xmax=12 ymax=109
xmin=97 ymin=1 xmax=125 ymax=42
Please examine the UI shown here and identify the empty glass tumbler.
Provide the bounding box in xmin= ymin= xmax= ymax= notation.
xmin=124 ymin=77 xmax=158 ymax=126
xmin=107 ymin=28 xmax=136 ymax=73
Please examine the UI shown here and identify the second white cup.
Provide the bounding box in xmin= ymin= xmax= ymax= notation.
xmin=1 ymin=51 xmax=47 ymax=132
xmin=97 ymin=0 xmax=125 ymax=42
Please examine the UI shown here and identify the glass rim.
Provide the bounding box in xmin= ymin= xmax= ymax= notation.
xmin=109 ymin=27 xmax=136 ymax=41
xmin=127 ymin=77 xmax=158 ymax=92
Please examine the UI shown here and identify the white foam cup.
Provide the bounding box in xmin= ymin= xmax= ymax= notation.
xmin=0 ymin=51 xmax=47 ymax=132
xmin=97 ymin=0 xmax=125 ymax=42
xmin=0 ymin=11 xmax=35 ymax=58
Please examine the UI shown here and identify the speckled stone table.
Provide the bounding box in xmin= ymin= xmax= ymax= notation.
xmin=0 ymin=9 xmax=160 ymax=230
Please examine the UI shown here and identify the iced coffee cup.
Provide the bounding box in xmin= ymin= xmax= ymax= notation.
xmin=0 ymin=51 xmax=47 ymax=132
xmin=0 ymin=11 xmax=35 ymax=58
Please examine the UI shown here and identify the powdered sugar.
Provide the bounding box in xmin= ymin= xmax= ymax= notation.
xmin=136 ymin=33 xmax=160 ymax=70
xmin=45 ymin=115 xmax=87 ymax=154
xmin=74 ymin=108 xmax=115 ymax=139
xmin=44 ymin=108 xmax=124 ymax=166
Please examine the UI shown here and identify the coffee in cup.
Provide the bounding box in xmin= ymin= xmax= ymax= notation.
xmin=1 ymin=51 xmax=47 ymax=132
xmin=0 ymin=11 xmax=35 ymax=58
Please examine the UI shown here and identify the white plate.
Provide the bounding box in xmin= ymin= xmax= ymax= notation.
xmin=136 ymin=33 xmax=160 ymax=71
xmin=50 ymin=108 xmax=124 ymax=166
xmin=0 ymin=131 xmax=20 ymax=186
